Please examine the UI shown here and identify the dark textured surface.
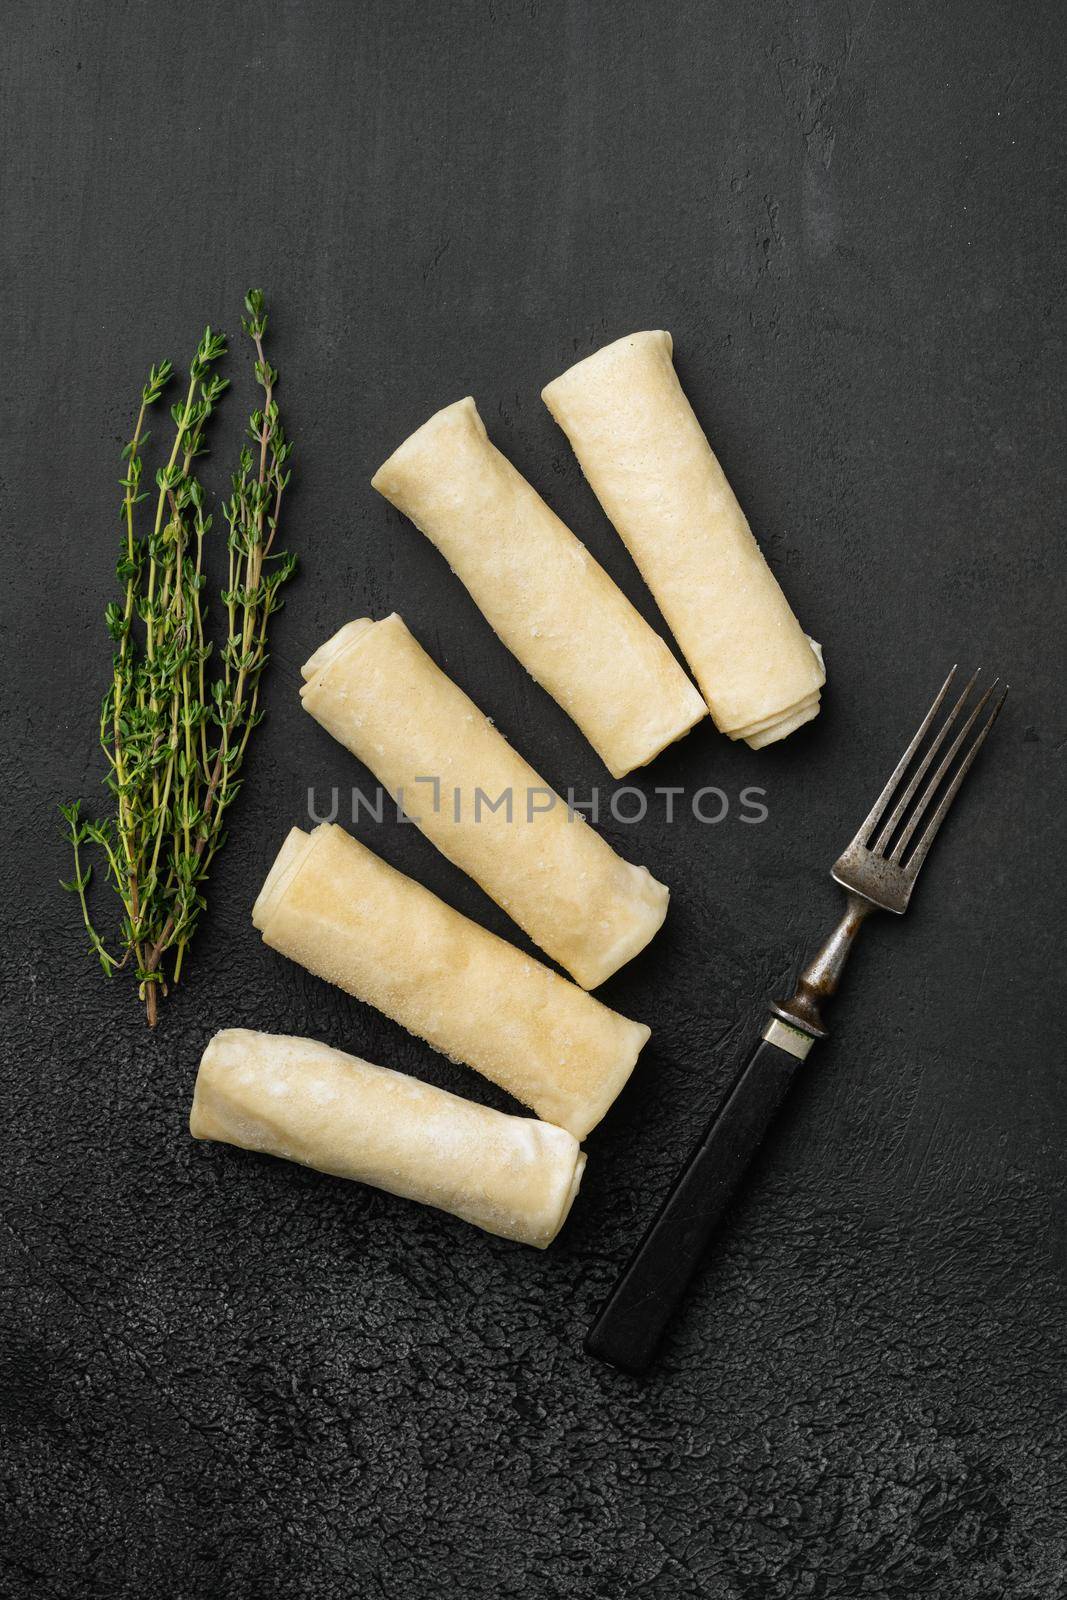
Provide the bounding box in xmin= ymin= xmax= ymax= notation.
xmin=2 ymin=3 xmax=1064 ymax=1596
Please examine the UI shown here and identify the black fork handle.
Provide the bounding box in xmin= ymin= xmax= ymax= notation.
xmin=585 ymin=1028 xmax=813 ymax=1375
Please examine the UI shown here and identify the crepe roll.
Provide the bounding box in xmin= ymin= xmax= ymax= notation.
xmin=299 ymin=613 xmax=668 ymax=989
xmin=370 ymin=397 xmax=706 ymax=778
xmin=252 ymin=824 xmax=649 ymax=1139
xmin=191 ymin=1029 xmax=585 ymax=1248
xmin=542 ymin=332 xmax=826 ymax=747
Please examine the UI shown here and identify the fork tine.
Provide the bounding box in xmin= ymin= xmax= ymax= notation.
xmin=873 ymin=669 xmax=981 ymax=853
xmin=851 ymin=666 xmax=958 ymax=849
xmin=900 ymin=683 xmax=1009 ymax=879
xmin=890 ymin=676 xmax=999 ymax=863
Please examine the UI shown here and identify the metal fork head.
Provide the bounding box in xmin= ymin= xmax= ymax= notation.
xmin=832 ymin=667 xmax=1008 ymax=915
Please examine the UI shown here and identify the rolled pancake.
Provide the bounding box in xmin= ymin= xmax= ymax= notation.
xmin=300 ymin=613 xmax=669 ymax=989
xmin=252 ymin=824 xmax=649 ymax=1139
xmin=370 ymin=397 xmax=706 ymax=778
xmin=191 ymin=1029 xmax=585 ymax=1248
xmin=542 ymin=332 xmax=825 ymax=746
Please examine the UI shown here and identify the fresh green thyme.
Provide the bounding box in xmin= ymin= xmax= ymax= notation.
xmin=61 ymin=290 xmax=295 ymax=1025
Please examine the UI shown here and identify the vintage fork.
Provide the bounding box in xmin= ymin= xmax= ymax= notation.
xmin=587 ymin=667 xmax=1009 ymax=1376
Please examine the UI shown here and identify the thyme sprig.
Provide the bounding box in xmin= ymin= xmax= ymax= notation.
xmin=61 ymin=290 xmax=295 ymax=1025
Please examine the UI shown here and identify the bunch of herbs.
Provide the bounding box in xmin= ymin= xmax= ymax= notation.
xmin=61 ymin=290 xmax=295 ymax=1024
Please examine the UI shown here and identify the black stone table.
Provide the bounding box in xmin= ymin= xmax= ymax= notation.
xmin=2 ymin=3 xmax=1063 ymax=1596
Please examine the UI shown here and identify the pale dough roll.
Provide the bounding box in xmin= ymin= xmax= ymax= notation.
xmin=542 ymin=332 xmax=826 ymax=745
xmin=252 ymin=824 xmax=649 ymax=1139
xmin=299 ymin=613 xmax=669 ymax=989
xmin=370 ymin=397 xmax=706 ymax=778
xmin=190 ymin=1029 xmax=585 ymax=1248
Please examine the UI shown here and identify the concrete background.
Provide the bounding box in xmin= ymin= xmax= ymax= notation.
xmin=2 ymin=2 xmax=1063 ymax=1595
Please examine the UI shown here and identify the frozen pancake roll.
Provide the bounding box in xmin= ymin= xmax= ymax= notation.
xmin=299 ymin=613 xmax=669 ymax=989
xmin=542 ymin=332 xmax=826 ymax=748
xmin=370 ymin=397 xmax=706 ymax=778
xmin=252 ymin=825 xmax=650 ymax=1139
xmin=191 ymin=1030 xmax=586 ymax=1248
